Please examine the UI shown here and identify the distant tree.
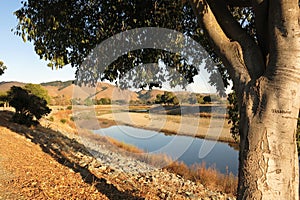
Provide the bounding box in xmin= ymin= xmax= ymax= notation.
xmin=84 ymin=98 xmax=94 ymax=106
xmin=163 ymin=91 xmax=175 ymax=105
xmin=188 ymin=95 xmax=197 ymax=104
xmin=7 ymin=86 xmax=51 ymax=126
xmin=96 ymin=97 xmax=111 ymax=105
xmin=155 ymin=94 xmax=162 ymax=104
xmin=196 ymin=94 xmax=205 ymax=104
xmin=171 ymin=96 xmax=179 ymax=105
xmin=0 ymin=91 xmax=8 ymax=107
xmin=0 ymin=61 xmax=6 ymax=76
xmin=203 ymin=95 xmax=212 ymax=104
xmin=155 ymin=91 xmax=179 ymax=105
xmin=24 ymin=83 xmax=51 ymax=104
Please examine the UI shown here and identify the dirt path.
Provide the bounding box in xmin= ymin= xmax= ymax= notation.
xmin=0 ymin=126 xmax=111 ymax=199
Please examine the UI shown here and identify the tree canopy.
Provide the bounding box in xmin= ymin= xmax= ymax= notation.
xmin=7 ymin=86 xmax=51 ymax=126
xmin=155 ymin=91 xmax=179 ymax=105
xmin=24 ymin=83 xmax=51 ymax=104
xmin=14 ymin=0 xmax=230 ymax=93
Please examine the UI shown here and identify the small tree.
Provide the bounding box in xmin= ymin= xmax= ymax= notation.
xmin=0 ymin=91 xmax=8 ymax=107
xmin=7 ymin=86 xmax=51 ymax=126
xmin=96 ymin=97 xmax=111 ymax=105
xmin=203 ymin=96 xmax=212 ymax=104
xmin=0 ymin=61 xmax=6 ymax=76
xmin=171 ymin=96 xmax=179 ymax=105
xmin=188 ymin=95 xmax=197 ymax=104
xmin=155 ymin=94 xmax=162 ymax=104
xmin=24 ymin=83 xmax=51 ymax=104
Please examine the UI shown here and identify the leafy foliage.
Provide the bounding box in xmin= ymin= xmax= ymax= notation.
xmin=0 ymin=61 xmax=7 ymax=76
xmin=7 ymin=86 xmax=51 ymax=126
xmin=0 ymin=91 xmax=8 ymax=107
xmin=95 ymin=97 xmax=111 ymax=105
xmin=14 ymin=0 xmax=230 ymax=94
xmin=24 ymin=83 xmax=51 ymax=104
xmin=155 ymin=91 xmax=179 ymax=105
xmin=227 ymin=92 xmax=239 ymax=141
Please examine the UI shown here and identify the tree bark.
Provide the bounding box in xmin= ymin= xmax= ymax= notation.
xmin=238 ymin=77 xmax=300 ymax=199
xmin=189 ymin=0 xmax=300 ymax=199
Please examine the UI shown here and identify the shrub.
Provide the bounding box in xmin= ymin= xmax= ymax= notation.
xmin=60 ymin=118 xmax=67 ymax=124
xmin=7 ymin=86 xmax=51 ymax=126
xmin=49 ymin=116 xmax=54 ymax=122
xmin=70 ymin=116 xmax=75 ymax=121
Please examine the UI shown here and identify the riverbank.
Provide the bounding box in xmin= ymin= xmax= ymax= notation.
xmin=96 ymin=111 xmax=236 ymax=144
xmin=0 ymin=110 xmax=236 ymax=199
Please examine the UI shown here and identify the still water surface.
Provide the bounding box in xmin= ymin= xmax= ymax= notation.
xmin=95 ymin=125 xmax=238 ymax=175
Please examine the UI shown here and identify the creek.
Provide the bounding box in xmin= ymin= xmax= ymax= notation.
xmin=95 ymin=125 xmax=238 ymax=175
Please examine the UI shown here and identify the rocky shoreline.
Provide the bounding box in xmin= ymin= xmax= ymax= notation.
xmin=55 ymin=124 xmax=236 ymax=199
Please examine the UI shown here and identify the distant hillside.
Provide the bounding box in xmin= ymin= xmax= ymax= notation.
xmin=0 ymin=81 xmax=26 ymax=92
xmin=41 ymin=81 xmax=140 ymax=104
xmin=41 ymin=80 xmax=74 ymax=90
xmin=0 ymin=80 xmax=221 ymax=105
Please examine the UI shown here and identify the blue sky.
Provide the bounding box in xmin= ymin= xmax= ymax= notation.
xmin=0 ymin=1 xmax=76 ymax=83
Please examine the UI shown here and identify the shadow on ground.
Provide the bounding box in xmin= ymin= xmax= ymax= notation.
xmin=0 ymin=111 xmax=143 ymax=200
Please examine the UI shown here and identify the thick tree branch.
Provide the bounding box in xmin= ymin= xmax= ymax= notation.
xmin=206 ymin=0 xmax=265 ymax=79
xmin=267 ymin=0 xmax=300 ymax=78
xmin=226 ymin=0 xmax=251 ymax=7
xmin=189 ymin=0 xmax=251 ymax=90
xmin=251 ymin=0 xmax=269 ymax=63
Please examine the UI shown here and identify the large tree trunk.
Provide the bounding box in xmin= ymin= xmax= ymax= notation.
xmin=237 ymin=76 xmax=300 ymax=199
xmin=237 ymin=0 xmax=300 ymax=198
xmin=189 ymin=0 xmax=300 ymax=198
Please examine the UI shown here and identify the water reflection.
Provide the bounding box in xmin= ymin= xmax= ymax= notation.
xmin=95 ymin=125 xmax=238 ymax=175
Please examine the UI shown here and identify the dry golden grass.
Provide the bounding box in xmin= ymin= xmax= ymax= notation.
xmin=105 ymin=137 xmax=144 ymax=154
xmin=164 ymin=161 xmax=237 ymax=195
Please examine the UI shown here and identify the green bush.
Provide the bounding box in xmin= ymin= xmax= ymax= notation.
xmin=66 ymin=105 xmax=72 ymax=110
xmin=49 ymin=116 xmax=54 ymax=122
xmin=60 ymin=118 xmax=67 ymax=124
xmin=7 ymin=86 xmax=51 ymax=126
